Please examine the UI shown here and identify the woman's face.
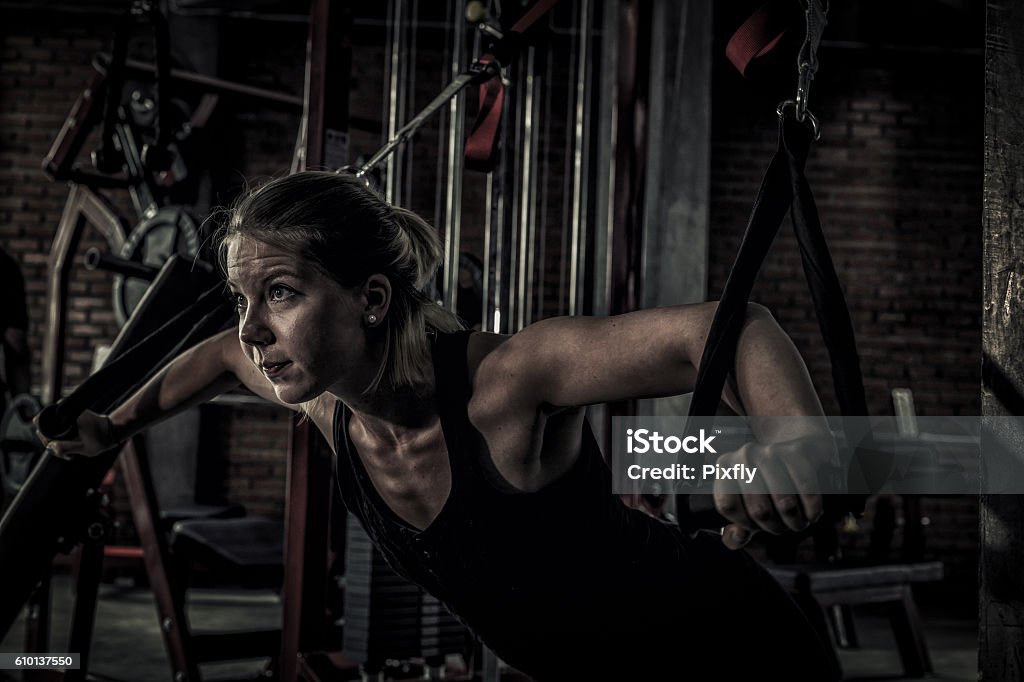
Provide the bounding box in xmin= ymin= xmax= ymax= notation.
xmin=225 ymin=236 xmax=374 ymax=404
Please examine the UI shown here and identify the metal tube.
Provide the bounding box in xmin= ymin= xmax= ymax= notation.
xmin=592 ymin=0 xmax=619 ymax=319
xmin=402 ymin=0 xmax=420 ymax=210
xmin=383 ymin=0 xmax=405 ymax=201
xmin=486 ymin=159 xmax=508 ymax=333
xmin=569 ymin=0 xmax=593 ymax=315
xmin=359 ymin=71 xmax=475 ymax=179
xmin=442 ymin=8 xmax=467 ymax=314
xmin=558 ymin=6 xmax=576 ymax=318
xmin=515 ymin=47 xmax=538 ymax=331
xmin=482 ymin=171 xmax=493 ymax=331
xmin=535 ymin=36 xmax=556 ymax=322
xmin=524 ymin=45 xmax=542 ymax=325
xmin=84 ymin=248 xmax=159 ymax=281
xmin=506 ymin=65 xmax=522 ymax=331
xmin=434 ymin=2 xmax=455 ymax=278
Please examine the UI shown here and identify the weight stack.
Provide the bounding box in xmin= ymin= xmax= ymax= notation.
xmin=342 ymin=514 xmax=469 ymax=666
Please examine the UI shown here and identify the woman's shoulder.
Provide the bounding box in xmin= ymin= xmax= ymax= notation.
xmin=464 ymin=330 xmax=510 ymax=385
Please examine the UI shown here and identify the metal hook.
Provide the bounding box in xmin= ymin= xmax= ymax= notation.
xmin=788 ymin=0 xmax=827 ymax=134
xmin=777 ymin=99 xmax=821 ymax=141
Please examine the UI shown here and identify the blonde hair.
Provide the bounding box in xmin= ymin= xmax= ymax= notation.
xmin=215 ymin=171 xmax=462 ymax=395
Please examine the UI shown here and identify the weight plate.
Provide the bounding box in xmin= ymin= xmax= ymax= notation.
xmin=113 ymin=206 xmax=200 ymax=325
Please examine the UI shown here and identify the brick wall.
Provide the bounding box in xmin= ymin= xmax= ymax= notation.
xmin=1 ymin=12 xmax=116 ymax=391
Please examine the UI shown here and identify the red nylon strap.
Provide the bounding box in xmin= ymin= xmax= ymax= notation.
xmin=465 ymin=0 xmax=559 ymax=171
xmin=508 ymin=0 xmax=559 ymax=33
xmin=725 ymin=0 xmax=794 ymax=77
xmin=465 ymin=57 xmax=506 ymax=171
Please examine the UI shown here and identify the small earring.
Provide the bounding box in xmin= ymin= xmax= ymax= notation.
xmin=367 ymin=314 xmax=378 ymax=325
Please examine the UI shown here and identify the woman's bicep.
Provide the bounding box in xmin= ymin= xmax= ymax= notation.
xmin=484 ymin=303 xmax=718 ymax=409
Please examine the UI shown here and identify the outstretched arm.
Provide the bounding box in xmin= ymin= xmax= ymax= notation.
xmin=37 ymin=328 xmax=292 ymax=459
xmin=477 ymin=301 xmax=834 ymax=548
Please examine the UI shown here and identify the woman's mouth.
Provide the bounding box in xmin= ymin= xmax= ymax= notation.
xmin=261 ymin=361 xmax=292 ymax=379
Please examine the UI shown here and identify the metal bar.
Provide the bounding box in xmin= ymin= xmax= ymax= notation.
xmin=592 ymin=0 xmax=619 ymax=319
xmin=401 ymin=0 xmax=421 ymax=209
xmin=359 ymin=71 xmax=476 ymax=180
xmin=120 ymin=438 xmax=200 ymax=682
xmin=121 ymin=57 xmax=304 ymax=108
xmin=383 ymin=0 xmax=406 ymax=200
xmin=442 ymin=10 xmax=467 ymax=313
xmin=485 ymin=162 xmax=508 ymax=333
xmin=558 ymin=4 xmax=577 ymax=318
xmin=294 ymin=0 xmax=330 ymax=171
xmin=506 ymin=66 xmax=523 ymax=331
xmin=514 ymin=48 xmax=538 ymax=331
xmin=114 ymin=121 xmax=157 ymax=220
xmin=523 ymin=47 xmax=541 ymax=325
xmin=482 ymin=171 xmax=494 ymax=331
xmin=42 ymin=68 xmax=105 ymax=181
xmin=41 ymin=186 xmax=126 ymax=406
xmin=569 ymin=0 xmax=593 ymax=315
xmin=536 ymin=39 xmax=557 ymax=323
xmin=64 ymin=541 xmax=103 ymax=682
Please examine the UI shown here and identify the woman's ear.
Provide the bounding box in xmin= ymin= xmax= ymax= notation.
xmin=361 ymin=274 xmax=392 ymax=327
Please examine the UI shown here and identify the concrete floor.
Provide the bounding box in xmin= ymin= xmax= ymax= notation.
xmin=1 ymin=574 xmax=977 ymax=681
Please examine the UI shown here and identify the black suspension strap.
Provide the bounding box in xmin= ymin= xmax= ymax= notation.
xmin=35 ymin=257 xmax=230 ymax=440
xmin=676 ymin=0 xmax=885 ymax=531
xmin=677 ymin=112 xmax=872 ymax=532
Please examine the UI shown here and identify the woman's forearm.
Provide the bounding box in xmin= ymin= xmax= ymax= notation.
xmin=108 ymin=330 xmax=241 ymax=443
xmin=730 ymin=305 xmax=830 ymax=440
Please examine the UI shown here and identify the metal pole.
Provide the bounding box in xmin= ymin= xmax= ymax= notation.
xmin=569 ymin=0 xmax=593 ymax=315
xmin=514 ymin=47 xmax=538 ymax=331
xmin=442 ymin=3 xmax=467 ymax=313
xmin=592 ymin=0 xmax=619 ymax=319
xmin=383 ymin=0 xmax=407 ymax=202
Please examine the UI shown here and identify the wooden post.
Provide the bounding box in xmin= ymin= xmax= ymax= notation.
xmin=981 ymin=0 xmax=1024 ymax=678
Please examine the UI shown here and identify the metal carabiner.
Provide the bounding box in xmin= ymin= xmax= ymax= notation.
xmin=791 ymin=0 xmax=828 ymax=131
xmin=777 ymin=99 xmax=821 ymax=141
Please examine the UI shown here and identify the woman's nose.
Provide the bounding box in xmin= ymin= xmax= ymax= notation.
xmin=239 ymin=310 xmax=272 ymax=346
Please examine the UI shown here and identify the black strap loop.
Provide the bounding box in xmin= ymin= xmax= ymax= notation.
xmin=36 ymin=257 xmax=231 ymax=441
xmin=678 ymin=114 xmax=873 ymax=531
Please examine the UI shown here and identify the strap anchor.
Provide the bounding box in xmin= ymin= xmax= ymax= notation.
xmin=779 ymin=0 xmax=827 ymax=140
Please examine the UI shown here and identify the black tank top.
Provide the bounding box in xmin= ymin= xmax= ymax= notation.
xmin=333 ymin=330 xmax=839 ymax=680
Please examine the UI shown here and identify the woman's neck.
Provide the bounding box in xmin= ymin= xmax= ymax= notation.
xmin=341 ymin=379 xmax=438 ymax=446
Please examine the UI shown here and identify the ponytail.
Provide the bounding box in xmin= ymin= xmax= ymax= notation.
xmin=373 ymin=206 xmax=462 ymax=395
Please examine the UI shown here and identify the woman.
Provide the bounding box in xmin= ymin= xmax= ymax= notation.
xmin=40 ymin=171 xmax=839 ymax=679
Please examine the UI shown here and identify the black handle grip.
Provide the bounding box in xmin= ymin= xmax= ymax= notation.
xmin=678 ymin=492 xmax=855 ymax=532
xmin=84 ymin=248 xmax=160 ymax=281
xmin=35 ymin=403 xmax=79 ymax=442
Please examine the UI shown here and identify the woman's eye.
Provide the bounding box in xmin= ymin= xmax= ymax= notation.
xmin=229 ymin=292 xmax=246 ymax=311
xmin=269 ymin=284 xmax=295 ymax=302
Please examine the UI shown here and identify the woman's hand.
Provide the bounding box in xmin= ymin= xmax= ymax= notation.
xmin=33 ymin=410 xmax=118 ymax=460
xmin=714 ymin=433 xmax=838 ymax=549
